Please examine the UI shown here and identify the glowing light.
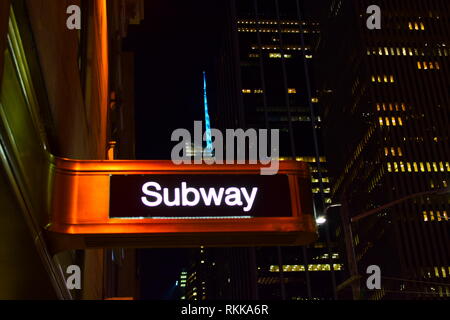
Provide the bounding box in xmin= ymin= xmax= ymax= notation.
xmin=203 ymin=71 xmax=213 ymax=154
xmin=316 ymin=216 xmax=326 ymax=224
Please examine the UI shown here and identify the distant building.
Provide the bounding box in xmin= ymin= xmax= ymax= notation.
xmin=186 ymin=0 xmax=344 ymax=300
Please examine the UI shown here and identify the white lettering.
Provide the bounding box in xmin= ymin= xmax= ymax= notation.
xmin=141 ymin=182 xmax=163 ymax=207
xmin=224 ymin=187 xmax=244 ymax=207
xmin=199 ymin=187 xmax=225 ymax=206
xmin=181 ymin=182 xmax=200 ymax=206
xmin=141 ymin=182 xmax=258 ymax=212
xmin=163 ymin=188 xmax=180 ymax=206
xmin=241 ymin=187 xmax=258 ymax=212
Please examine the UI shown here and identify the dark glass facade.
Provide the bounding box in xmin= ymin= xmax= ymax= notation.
xmin=318 ymin=0 xmax=450 ymax=299
xmin=185 ymin=0 xmax=344 ymax=301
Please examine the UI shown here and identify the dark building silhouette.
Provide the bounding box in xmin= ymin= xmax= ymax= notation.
xmin=318 ymin=0 xmax=450 ymax=299
xmin=185 ymin=0 xmax=344 ymax=301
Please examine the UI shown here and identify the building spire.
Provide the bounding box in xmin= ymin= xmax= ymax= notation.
xmin=203 ymin=71 xmax=213 ymax=155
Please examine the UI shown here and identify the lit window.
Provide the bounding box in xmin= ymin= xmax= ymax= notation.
xmin=397 ymin=147 xmax=403 ymax=156
xmin=420 ymin=162 xmax=425 ymax=172
xmin=311 ymin=97 xmax=319 ymax=103
xmin=398 ymin=117 xmax=403 ymax=126
xmin=394 ymin=162 xmax=399 ymax=172
xmin=408 ymin=22 xmax=413 ymax=30
xmin=242 ymin=89 xmax=251 ymax=94
xmin=269 ymin=53 xmax=282 ymax=58
xmin=420 ymin=22 xmax=425 ymax=30
xmin=390 ymin=75 xmax=395 ymax=83
xmin=407 ymin=162 xmax=412 ymax=172
xmin=288 ymin=88 xmax=297 ymax=94
xmin=414 ymin=23 xmax=419 ymax=30
xmin=417 ymin=61 xmax=422 ymax=69
xmin=435 ymin=62 xmax=440 ymax=70
xmin=391 ymin=117 xmax=397 ymax=126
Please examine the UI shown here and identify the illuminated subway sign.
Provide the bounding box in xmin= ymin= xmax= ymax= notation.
xmin=141 ymin=182 xmax=258 ymax=212
xmin=109 ymin=175 xmax=292 ymax=219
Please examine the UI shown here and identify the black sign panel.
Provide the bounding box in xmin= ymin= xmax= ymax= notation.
xmin=109 ymin=175 xmax=292 ymax=219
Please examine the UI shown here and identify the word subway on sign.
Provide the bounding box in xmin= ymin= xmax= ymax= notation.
xmin=109 ymin=175 xmax=292 ymax=219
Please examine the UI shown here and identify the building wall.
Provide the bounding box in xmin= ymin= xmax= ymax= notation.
xmin=0 ymin=0 xmax=10 ymax=82
xmin=319 ymin=0 xmax=450 ymax=299
xmin=204 ymin=0 xmax=343 ymax=300
xmin=0 ymin=0 xmax=113 ymax=299
xmin=25 ymin=0 xmax=109 ymax=159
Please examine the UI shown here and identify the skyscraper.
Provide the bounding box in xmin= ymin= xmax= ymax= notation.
xmin=185 ymin=0 xmax=344 ymax=300
xmin=318 ymin=0 xmax=450 ymax=299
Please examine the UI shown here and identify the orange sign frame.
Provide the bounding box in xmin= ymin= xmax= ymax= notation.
xmin=46 ymin=158 xmax=317 ymax=250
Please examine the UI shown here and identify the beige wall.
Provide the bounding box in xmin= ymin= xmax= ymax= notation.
xmin=24 ymin=0 xmax=111 ymax=299
xmin=25 ymin=0 xmax=109 ymax=159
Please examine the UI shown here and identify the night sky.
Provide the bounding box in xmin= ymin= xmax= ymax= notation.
xmin=125 ymin=0 xmax=226 ymax=160
xmin=124 ymin=0 xmax=228 ymax=300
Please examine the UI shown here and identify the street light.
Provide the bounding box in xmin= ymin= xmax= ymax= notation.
xmin=316 ymin=203 xmax=342 ymax=225
xmin=314 ymin=203 xmax=343 ymax=300
xmin=316 ymin=216 xmax=327 ymax=225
